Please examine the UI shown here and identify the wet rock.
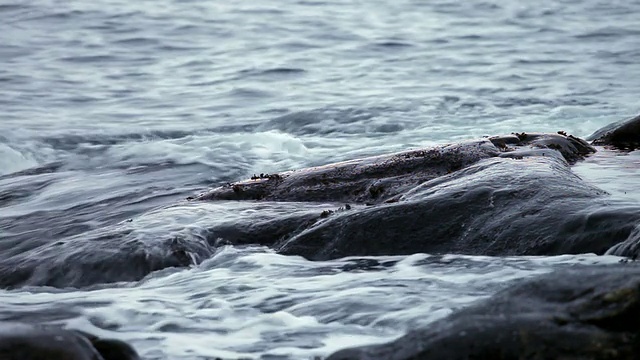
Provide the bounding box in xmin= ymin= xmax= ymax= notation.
xmin=606 ymin=225 xmax=640 ymax=259
xmin=204 ymin=205 xmax=329 ymax=247
xmin=195 ymin=133 xmax=594 ymax=204
xmin=188 ymin=131 xmax=640 ymax=260
xmin=0 ymin=230 xmax=216 ymax=289
xmin=0 ymin=131 xmax=611 ymax=289
xmin=588 ymin=113 xmax=640 ymax=150
xmin=489 ymin=131 xmax=595 ymax=164
xmin=327 ymin=263 xmax=640 ymax=360
xmin=75 ymin=331 xmax=140 ymax=360
xmin=196 ymin=140 xmax=499 ymax=203
xmin=0 ymin=322 xmax=139 ymax=360
xmin=277 ymin=150 xmax=640 ymax=259
xmin=0 ymin=201 xmax=339 ymax=289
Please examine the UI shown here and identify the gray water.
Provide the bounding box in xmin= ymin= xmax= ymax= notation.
xmin=1 ymin=0 xmax=640 ymax=358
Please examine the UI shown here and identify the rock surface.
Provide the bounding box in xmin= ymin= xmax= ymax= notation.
xmin=196 ymin=139 xmax=500 ymax=204
xmin=0 ymin=231 xmax=215 ymax=289
xmin=277 ymin=151 xmax=640 ymax=259
xmin=606 ymin=225 xmax=640 ymax=259
xmin=588 ymin=113 xmax=640 ymax=150
xmin=327 ymin=263 xmax=640 ymax=360
xmin=195 ymin=133 xmax=594 ymax=204
xmin=1 ymin=123 xmax=632 ymax=289
xmin=0 ymin=322 xmax=139 ymax=360
xmin=193 ymin=130 xmax=640 ymax=260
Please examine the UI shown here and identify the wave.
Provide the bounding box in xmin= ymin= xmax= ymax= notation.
xmin=0 ymin=142 xmax=39 ymax=176
xmin=0 ymin=248 xmax=622 ymax=359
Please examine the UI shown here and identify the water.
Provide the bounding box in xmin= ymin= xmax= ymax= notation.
xmin=1 ymin=0 xmax=639 ymax=358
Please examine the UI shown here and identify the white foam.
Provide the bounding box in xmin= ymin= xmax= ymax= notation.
xmin=0 ymin=143 xmax=39 ymax=176
xmin=0 ymin=245 xmax=627 ymax=360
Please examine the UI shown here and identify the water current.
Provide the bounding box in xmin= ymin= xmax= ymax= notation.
xmin=1 ymin=0 xmax=640 ymax=358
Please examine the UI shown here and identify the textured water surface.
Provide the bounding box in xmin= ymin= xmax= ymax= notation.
xmin=1 ymin=0 xmax=640 ymax=358
xmin=0 ymin=250 xmax=623 ymax=359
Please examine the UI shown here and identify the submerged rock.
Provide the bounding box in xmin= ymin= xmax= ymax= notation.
xmin=327 ymin=263 xmax=640 ymax=360
xmin=0 ymin=322 xmax=139 ymax=360
xmin=588 ymin=113 xmax=640 ymax=150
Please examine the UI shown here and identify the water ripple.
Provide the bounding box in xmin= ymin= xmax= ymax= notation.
xmin=1 ymin=0 xmax=640 ymax=357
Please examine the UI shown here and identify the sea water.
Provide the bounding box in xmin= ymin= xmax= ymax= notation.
xmin=1 ymin=0 xmax=639 ymax=358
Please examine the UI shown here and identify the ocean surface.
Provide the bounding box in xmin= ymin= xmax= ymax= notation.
xmin=1 ymin=0 xmax=640 ymax=358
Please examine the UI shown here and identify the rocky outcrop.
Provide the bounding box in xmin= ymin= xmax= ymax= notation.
xmin=588 ymin=113 xmax=640 ymax=150
xmin=606 ymin=225 xmax=640 ymax=259
xmin=276 ymin=151 xmax=640 ymax=260
xmin=0 ymin=231 xmax=216 ymax=289
xmin=327 ymin=263 xmax=640 ymax=360
xmin=195 ymin=139 xmax=500 ymax=204
xmin=192 ymin=130 xmax=640 ymax=261
xmin=195 ymin=133 xmax=594 ymax=204
xmin=0 ymin=124 xmax=631 ymax=289
xmin=0 ymin=322 xmax=139 ymax=360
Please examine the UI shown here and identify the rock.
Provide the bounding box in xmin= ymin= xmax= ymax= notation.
xmin=0 ymin=322 xmax=139 ymax=360
xmin=0 ymin=232 xmax=216 ymax=289
xmin=195 ymin=140 xmax=500 ymax=204
xmin=187 ymin=130 xmax=640 ymax=260
xmin=0 ymin=199 xmax=344 ymax=289
xmin=75 ymin=331 xmax=141 ymax=360
xmin=606 ymin=225 xmax=640 ymax=259
xmin=195 ymin=133 xmax=594 ymax=204
xmin=0 ymin=130 xmax=613 ymax=289
xmin=489 ymin=131 xmax=595 ymax=164
xmin=327 ymin=263 xmax=640 ymax=360
xmin=204 ymin=206 xmax=328 ymax=247
xmin=588 ymin=113 xmax=640 ymax=150
xmin=277 ymin=149 xmax=640 ymax=260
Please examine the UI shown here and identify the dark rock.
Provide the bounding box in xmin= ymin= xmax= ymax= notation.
xmin=588 ymin=113 xmax=640 ymax=150
xmin=489 ymin=131 xmax=595 ymax=164
xmin=277 ymin=150 xmax=640 ymax=259
xmin=186 ymin=132 xmax=624 ymax=260
xmin=195 ymin=133 xmax=594 ymax=204
xmin=75 ymin=331 xmax=140 ymax=360
xmin=0 ymin=131 xmax=613 ymax=289
xmin=327 ymin=264 xmax=640 ymax=360
xmin=0 ymin=230 xmax=216 ymax=289
xmin=606 ymin=226 xmax=640 ymax=259
xmin=0 ymin=322 xmax=139 ymax=360
xmin=188 ymin=131 xmax=640 ymax=260
xmin=195 ymin=140 xmax=499 ymax=203
xmin=203 ymin=204 xmax=330 ymax=247
xmin=0 ymin=201 xmax=337 ymax=289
